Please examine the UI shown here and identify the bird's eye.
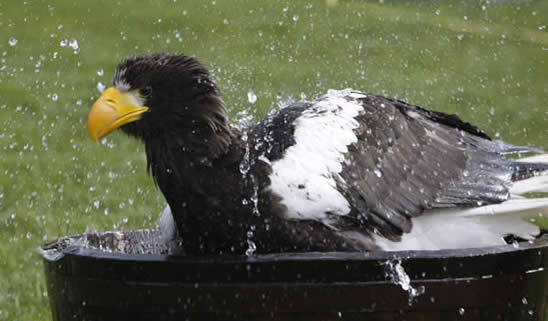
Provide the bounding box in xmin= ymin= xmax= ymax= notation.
xmin=139 ymin=86 xmax=152 ymax=97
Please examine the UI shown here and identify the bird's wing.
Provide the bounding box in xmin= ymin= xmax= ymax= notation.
xmin=257 ymin=89 xmax=540 ymax=241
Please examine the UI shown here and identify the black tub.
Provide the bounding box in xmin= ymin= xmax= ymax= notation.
xmin=41 ymin=230 xmax=547 ymax=321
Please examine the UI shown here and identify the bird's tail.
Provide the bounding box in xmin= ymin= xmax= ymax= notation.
xmin=510 ymin=153 xmax=548 ymax=194
xmin=376 ymin=153 xmax=548 ymax=251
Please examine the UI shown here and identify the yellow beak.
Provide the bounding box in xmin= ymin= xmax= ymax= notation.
xmin=88 ymin=87 xmax=149 ymax=143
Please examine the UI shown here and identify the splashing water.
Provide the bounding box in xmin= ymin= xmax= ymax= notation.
xmin=239 ymin=129 xmax=262 ymax=255
xmin=68 ymin=39 xmax=79 ymax=54
xmin=39 ymin=230 xmax=180 ymax=260
xmin=238 ymin=130 xmax=261 ymax=216
xmin=247 ymin=89 xmax=257 ymax=104
xmin=383 ymin=259 xmax=425 ymax=305
xmin=239 ymin=130 xmax=251 ymax=177
xmin=8 ymin=37 xmax=18 ymax=47
xmin=97 ymin=81 xmax=106 ymax=93
xmin=245 ymin=229 xmax=257 ymax=256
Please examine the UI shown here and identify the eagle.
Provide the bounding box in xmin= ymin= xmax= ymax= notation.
xmin=88 ymin=53 xmax=548 ymax=255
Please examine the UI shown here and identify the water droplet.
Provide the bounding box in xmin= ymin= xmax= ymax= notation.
xmin=245 ymin=230 xmax=257 ymax=256
xmin=383 ymin=259 xmax=424 ymax=306
xmin=97 ymin=82 xmax=106 ymax=93
xmin=8 ymin=37 xmax=18 ymax=47
xmin=247 ymin=89 xmax=257 ymax=104
xmin=69 ymin=39 xmax=79 ymax=50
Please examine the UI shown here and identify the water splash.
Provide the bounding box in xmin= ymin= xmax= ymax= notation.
xmin=245 ymin=229 xmax=257 ymax=256
xmin=238 ymin=129 xmax=262 ymax=255
xmin=247 ymin=89 xmax=257 ymax=104
xmin=68 ymin=39 xmax=79 ymax=54
xmin=238 ymin=130 xmax=261 ymax=216
xmin=97 ymin=81 xmax=106 ymax=93
xmin=383 ymin=259 xmax=425 ymax=305
xmin=8 ymin=37 xmax=18 ymax=47
xmin=39 ymin=229 xmax=180 ymax=260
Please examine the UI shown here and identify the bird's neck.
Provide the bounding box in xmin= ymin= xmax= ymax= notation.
xmin=144 ymin=118 xmax=243 ymax=190
xmin=144 ymin=126 xmax=263 ymax=254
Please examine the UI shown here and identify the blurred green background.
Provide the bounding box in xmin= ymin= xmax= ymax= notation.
xmin=1 ymin=0 xmax=547 ymax=319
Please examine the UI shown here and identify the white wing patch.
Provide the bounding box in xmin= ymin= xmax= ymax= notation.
xmin=268 ymin=89 xmax=366 ymax=227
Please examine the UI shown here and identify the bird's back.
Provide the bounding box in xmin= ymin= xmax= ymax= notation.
xmin=241 ymin=89 xmax=548 ymax=251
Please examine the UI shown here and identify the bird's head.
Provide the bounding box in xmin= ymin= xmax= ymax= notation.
xmin=88 ymin=53 xmax=229 ymax=145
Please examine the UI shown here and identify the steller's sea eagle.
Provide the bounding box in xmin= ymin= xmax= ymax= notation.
xmin=87 ymin=53 xmax=548 ymax=255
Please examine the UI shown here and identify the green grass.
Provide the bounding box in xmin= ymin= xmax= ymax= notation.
xmin=1 ymin=0 xmax=547 ymax=319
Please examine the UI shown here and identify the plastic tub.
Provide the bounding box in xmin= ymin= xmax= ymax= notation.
xmin=41 ymin=230 xmax=547 ymax=321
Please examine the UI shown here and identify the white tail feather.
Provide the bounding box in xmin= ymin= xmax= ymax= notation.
xmin=377 ymin=166 xmax=548 ymax=251
xmin=375 ymin=199 xmax=546 ymax=251
xmin=510 ymin=154 xmax=548 ymax=196
xmin=510 ymin=175 xmax=548 ymax=195
xmin=504 ymin=153 xmax=548 ymax=230
xmin=515 ymin=153 xmax=548 ymax=164
xmin=511 ymin=153 xmax=548 ymax=195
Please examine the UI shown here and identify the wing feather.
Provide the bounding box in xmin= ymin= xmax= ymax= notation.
xmin=338 ymin=94 xmax=520 ymax=238
xmin=257 ymin=90 xmax=544 ymax=242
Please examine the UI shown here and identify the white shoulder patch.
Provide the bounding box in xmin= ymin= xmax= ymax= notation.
xmin=268 ymin=89 xmax=366 ymax=227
